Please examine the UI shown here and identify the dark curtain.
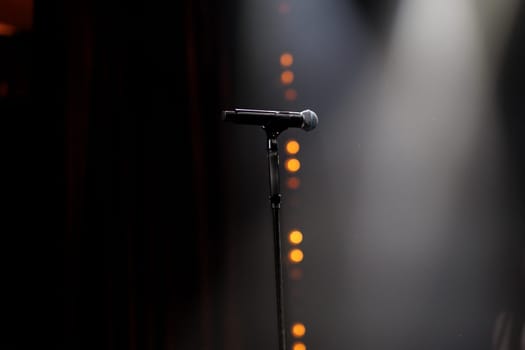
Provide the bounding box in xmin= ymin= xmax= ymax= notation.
xmin=3 ymin=0 xmax=237 ymax=349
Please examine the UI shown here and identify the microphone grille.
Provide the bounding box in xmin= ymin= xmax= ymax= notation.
xmin=301 ymin=109 xmax=318 ymax=131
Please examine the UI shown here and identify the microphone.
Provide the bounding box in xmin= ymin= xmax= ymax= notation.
xmin=222 ymin=108 xmax=318 ymax=131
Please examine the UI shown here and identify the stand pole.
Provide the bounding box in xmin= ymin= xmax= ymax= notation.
xmin=266 ymin=133 xmax=287 ymax=350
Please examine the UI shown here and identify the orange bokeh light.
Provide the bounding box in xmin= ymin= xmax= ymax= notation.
xmin=289 ymin=267 xmax=303 ymax=281
xmin=289 ymin=248 xmax=304 ymax=263
xmin=293 ymin=342 xmax=306 ymax=350
xmin=281 ymin=70 xmax=294 ymax=85
xmin=286 ymin=140 xmax=300 ymax=154
xmin=289 ymin=230 xmax=303 ymax=244
xmin=284 ymin=88 xmax=298 ymax=101
xmin=280 ymin=53 xmax=294 ymax=67
xmin=291 ymin=323 xmax=306 ymax=338
xmin=286 ymin=177 xmax=301 ymax=190
xmin=285 ymin=158 xmax=301 ymax=172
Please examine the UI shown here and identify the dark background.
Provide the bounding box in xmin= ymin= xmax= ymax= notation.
xmin=1 ymin=1 xmax=524 ymax=349
xmin=3 ymin=0 xmax=238 ymax=348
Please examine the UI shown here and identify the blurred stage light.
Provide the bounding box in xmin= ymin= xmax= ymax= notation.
xmin=286 ymin=140 xmax=300 ymax=155
xmin=289 ymin=248 xmax=304 ymax=263
xmin=281 ymin=70 xmax=295 ymax=85
xmin=280 ymin=52 xmax=294 ymax=67
xmin=286 ymin=177 xmax=301 ymax=190
xmin=284 ymin=88 xmax=298 ymax=101
xmin=289 ymin=230 xmax=304 ymax=245
xmin=285 ymin=158 xmax=301 ymax=173
xmin=292 ymin=341 xmax=306 ymax=350
xmin=289 ymin=267 xmax=303 ymax=281
xmin=291 ymin=323 xmax=306 ymax=338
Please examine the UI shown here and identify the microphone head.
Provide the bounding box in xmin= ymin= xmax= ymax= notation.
xmin=301 ymin=109 xmax=318 ymax=131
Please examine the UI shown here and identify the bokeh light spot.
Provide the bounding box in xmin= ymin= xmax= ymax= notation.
xmin=286 ymin=140 xmax=300 ymax=154
xmin=284 ymin=88 xmax=298 ymax=101
xmin=280 ymin=52 xmax=294 ymax=67
xmin=289 ymin=267 xmax=303 ymax=281
xmin=293 ymin=342 xmax=306 ymax=350
xmin=291 ymin=323 xmax=306 ymax=338
xmin=289 ymin=249 xmax=304 ymax=263
xmin=289 ymin=230 xmax=303 ymax=244
xmin=281 ymin=70 xmax=294 ymax=85
xmin=285 ymin=158 xmax=301 ymax=172
xmin=287 ymin=177 xmax=301 ymax=190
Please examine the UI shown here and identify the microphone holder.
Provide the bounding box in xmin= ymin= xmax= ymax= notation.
xmin=263 ymin=124 xmax=288 ymax=350
xmin=223 ymin=108 xmax=317 ymax=350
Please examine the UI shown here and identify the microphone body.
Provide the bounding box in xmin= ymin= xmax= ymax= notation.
xmin=222 ymin=108 xmax=318 ymax=131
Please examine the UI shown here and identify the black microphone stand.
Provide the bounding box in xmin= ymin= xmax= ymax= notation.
xmin=223 ymin=108 xmax=317 ymax=350
xmin=263 ymin=124 xmax=288 ymax=350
